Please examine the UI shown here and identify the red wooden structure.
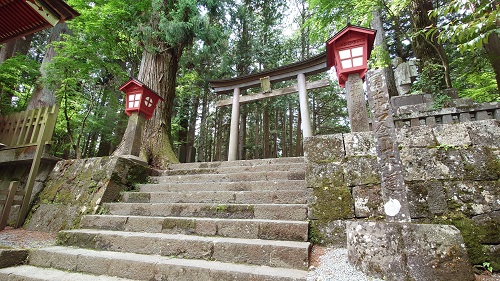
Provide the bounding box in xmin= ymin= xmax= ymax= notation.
xmin=0 ymin=0 xmax=79 ymax=44
xmin=326 ymin=25 xmax=376 ymax=88
xmin=120 ymin=78 xmax=164 ymax=120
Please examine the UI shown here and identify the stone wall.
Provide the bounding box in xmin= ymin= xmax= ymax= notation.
xmin=0 ymin=157 xmax=59 ymax=225
xmin=305 ymin=119 xmax=500 ymax=269
xmin=24 ymin=156 xmax=152 ymax=232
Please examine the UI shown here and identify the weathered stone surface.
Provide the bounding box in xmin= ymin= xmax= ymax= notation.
xmin=397 ymin=125 xmax=437 ymax=148
xmin=352 ymin=184 xmax=383 ymax=218
xmin=400 ymin=148 xmax=457 ymax=181
xmin=303 ymin=134 xmax=344 ymax=163
xmin=25 ymin=156 xmax=152 ymax=232
xmin=444 ymin=181 xmax=500 ymax=216
xmin=346 ymin=221 xmax=475 ymax=281
xmin=343 ymin=156 xmax=380 ymax=186
xmin=346 ymin=73 xmax=370 ymax=132
xmin=343 ymin=132 xmax=375 ymax=157
xmin=0 ymin=249 xmax=28 ymax=268
xmin=27 ymin=204 xmax=81 ymax=231
xmin=485 ymin=244 xmax=500 ymax=271
xmin=309 ymin=220 xmax=346 ymax=246
xmin=466 ymin=120 xmax=500 ymax=147
xmin=305 ymin=162 xmax=344 ymax=188
xmin=406 ymin=181 xmax=448 ymax=218
xmin=472 ymin=211 xmax=500 ymax=244
xmin=433 ymin=123 xmax=472 ymax=146
xmin=460 ymin=146 xmax=500 ymax=181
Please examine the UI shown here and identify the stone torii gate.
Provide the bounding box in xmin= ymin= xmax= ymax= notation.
xmin=209 ymin=53 xmax=331 ymax=161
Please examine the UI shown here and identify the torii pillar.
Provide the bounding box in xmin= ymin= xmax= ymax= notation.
xmin=226 ymin=75 xmax=313 ymax=161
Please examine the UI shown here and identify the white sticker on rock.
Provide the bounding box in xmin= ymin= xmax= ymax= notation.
xmin=384 ymin=198 xmax=401 ymax=216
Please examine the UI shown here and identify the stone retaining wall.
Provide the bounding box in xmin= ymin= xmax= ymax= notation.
xmin=25 ymin=156 xmax=152 ymax=232
xmin=305 ymin=119 xmax=500 ymax=269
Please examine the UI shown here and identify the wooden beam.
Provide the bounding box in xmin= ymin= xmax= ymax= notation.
xmin=209 ymin=53 xmax=328 ymax=94
xmin=216 ymin=79 xmax=330 ymax=107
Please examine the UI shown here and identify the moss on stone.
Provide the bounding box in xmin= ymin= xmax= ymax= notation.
xmin=312 ymin=184 xmax=354 ymax=222
xmin=162 ymin=219 xmax=196 ymax=230
xmin=430 ymin=212 xmax=488 ymax=266
xmin=308 ymin=221 xmax=325 ymax=244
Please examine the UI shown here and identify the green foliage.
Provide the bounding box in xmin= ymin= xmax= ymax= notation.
xmin=0 ymin=55 xmax=40 ymax=113
xmin=370 ymin=45 xmax=391 ymax=69
xmin=449 ymin=49 xmax=499 ymax=102
xmin=411 ymin=62 xmax=451 ymax=107
xmin=427 ymin=0 xmax=499 ymax=53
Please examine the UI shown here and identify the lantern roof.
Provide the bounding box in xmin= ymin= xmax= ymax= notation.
xmin=325 ymin=24 xmax=377 ymax=68
xmin=119 ymin=78 xmax=165 ymax=101
xmin=0 ymin=0 xmax=80 ymax=44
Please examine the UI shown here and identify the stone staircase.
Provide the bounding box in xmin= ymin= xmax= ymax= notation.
xmin=0 ymin=157 xmax=311 ymax=280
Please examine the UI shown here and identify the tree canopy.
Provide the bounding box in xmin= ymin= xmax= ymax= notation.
xmin=0 ymin=0 xmax=498 ymax=163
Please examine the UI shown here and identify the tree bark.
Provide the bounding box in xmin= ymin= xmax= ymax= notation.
xmin=138 ymin=48 xmax=179 ymax=167
xmin=409 ymin=0 xmax=452 ymax=90
xmin=263 ymin=101 xmax=270 ymax=158
xmin=484 ymin=32 xmax=500 ymax=94
xmin=187 ymin=95 xmax=199 ymax=162
xmin=197 ymin=87 xmax=209 ymax=162
xmin=28 ymin=23 xmax=70 ymax=109
xmin=372 ymin=8 xmax=399 ymax=98
xmin=296 ymin=107 xmax=302 ymax=156
xmin=0 ymin=41 xmax=15 ymax=64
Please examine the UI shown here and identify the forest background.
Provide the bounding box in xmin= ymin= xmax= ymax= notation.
xmin=0 ymin=0 xmax=498 ymax=168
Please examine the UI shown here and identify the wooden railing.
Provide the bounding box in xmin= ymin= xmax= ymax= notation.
xmin=0 ymin=105 xmax=59 ymax=229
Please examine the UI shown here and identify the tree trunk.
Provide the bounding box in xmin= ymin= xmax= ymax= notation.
xmin=215 ymin=109 xmax=223 ymax=161
xmin=197 ymin=87 xmax=209 ymax=162
xmin=372 ymin=8 xmax=399 ymax=97
xmin=484 ymin=32 xmax=500 ymax=94
xmin=254 ymin=111 xmax=260 ymax=159
xmin=296 ymin=107 xmax=302 ymax=156
xmin=238 ymin=107 xmax=247 ymax=160
xmin=288 ymin=104 xmax=294 ymax=157
xmin=187 ymin=95 xmax=199 ymax=162
xmin=263 ymin=101 xmax=270 ymax=158
xmin=281 ymin=111 xmax=286 ymax=157
xmin=0 ymin=41 xmax=15 ymax=64
xmin=28 ymin=23 xmax=70 ymax=110
xmin=409 ymin=0 xmax=452 ymax=91
xmin=138 ymin=48 xmax=179 ymax=167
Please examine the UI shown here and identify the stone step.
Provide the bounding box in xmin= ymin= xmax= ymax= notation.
xmin=103 ymin=202 xmax=308 ymax=221
xmin=57 ymin=230 xmax=310 ymax=269
xmin=166 ymin=157 xmax=305 ymax=171
xmin=0 ymin=265 xmax=134 ymax=281
xmin=162 ymin=162 xmax=305 ymax=176
xmin=122 ymin=190 xmax=309 ymax=204
xmin=28 ymin=246 xmax=308 ymax=281
xmin=138 ymin=180 xmax=307 ymax=192
xmin=152 ymin=170 xmax=305 ymax=184
xmin=81 ymin=215 xmax=309 ymax=242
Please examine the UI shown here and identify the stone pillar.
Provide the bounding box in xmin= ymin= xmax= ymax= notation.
xmin=112 ymin=112 xmax=146 ymax=157
xmin=366 ymin=69 xmax=410 ymax=222
xmin=345 ymin=73 xmax=370 ymax=132
xmin=228 ymin=87 xmax=240 ymax=161
xmin=297 ymin=73 xmax=312 ymax=138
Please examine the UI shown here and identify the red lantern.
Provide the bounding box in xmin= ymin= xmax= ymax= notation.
xmin=326 ymin=25 xmax=376 ymax=88
xmin=119 ymin=78 xmax=164 ymax=120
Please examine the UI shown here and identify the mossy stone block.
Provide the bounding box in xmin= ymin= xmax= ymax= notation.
xmin=304 ymin=134 xmax=345 ymax=163
xmin=344 ymin=132 xmax=376 ymax=157
xmin=344 ymin=156 xmax=380 ymax=186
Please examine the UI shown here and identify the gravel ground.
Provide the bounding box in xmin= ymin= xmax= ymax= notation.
xmin=307 ymin=247 xmax=384 ymax=281
xmin=0 ymin=227 xmax=57 ymax=249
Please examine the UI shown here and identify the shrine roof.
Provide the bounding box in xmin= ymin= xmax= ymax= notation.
xmin=0 ymin=0 xmax=79 ymax=44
